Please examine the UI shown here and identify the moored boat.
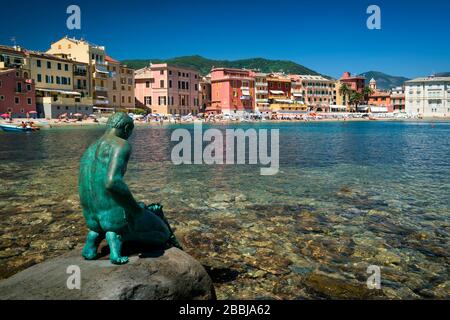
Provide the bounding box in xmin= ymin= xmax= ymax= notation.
xmin=0 ymin=124 xmax=34 ymax=132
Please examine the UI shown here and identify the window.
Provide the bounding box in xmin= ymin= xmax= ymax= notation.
xmin=65 ymin=64 xmax=69 ymax=71
xmin=37 ymin=60 xmax=41 ymax=67
xmin=160 ymin=70 xmax=164 ymax=75
xmin=0 ymin=95 xmax=4 ymax=101
xmin=113 ymin=95 xmax=117 ymax=103
xmin=47 ymin=61 xmax=51 ymax=69
xmin=195 ymin=84 xmax=198 ymax=91
xmin=146 ymin=81 xmax=150 ymax=88
xmin=16 ymin=82 xmax=22 ymax=93
xmin=169 ymin=80 xmax=172 ymax=88
xmin=58 ymin=63 xmax=62 ymax=70
xmin=144 ymin=96 xmax=152 ymax=105
xmin=37 ymin=74 xmax=42 ymax=82
xmin=0 ymin=80 xmax=2 ymax=88
xmin=56 ymin=76 xmax=61 ymax=84
xmin=27 ymin=98 xmax=32 ymax=105
xmin=169 ymin=70 xmax=172 ymax=75
xmin=122 ymin=96 xmax=125 ymax=103
xmin=160 ymin=80 xmax=164 ymax=88
xmin=128 ymin=97 xmax=131 ymax=103
xmin=26 ymin=84 xmax=31 ymax=91
xmin=15 ymin=97 xmax=20 ymax=104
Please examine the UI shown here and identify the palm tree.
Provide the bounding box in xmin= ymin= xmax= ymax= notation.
xmin=363 ymin=86 xmax=374 ymax=104
xmin=338 ymin=83 xmax=352 ymax=110
xmin=349 ymin=92 xmax=364 ymax=111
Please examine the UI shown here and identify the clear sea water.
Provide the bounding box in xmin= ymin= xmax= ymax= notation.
xmin=0 ymin=121 xmax=449 ymax=299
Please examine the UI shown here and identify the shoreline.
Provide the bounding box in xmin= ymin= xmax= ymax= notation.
xmin=1 ymin=117 xmax=449 ymax=129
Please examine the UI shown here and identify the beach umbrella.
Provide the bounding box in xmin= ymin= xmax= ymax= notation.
xmin=1 ymin=113 xmax=9 ymax=118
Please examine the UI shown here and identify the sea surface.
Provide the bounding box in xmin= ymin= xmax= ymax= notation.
xmin=0 ymin=121 xmax=449 ymax=299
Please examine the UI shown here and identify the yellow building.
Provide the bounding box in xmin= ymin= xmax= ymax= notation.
xmin=47 ymin=37 xmax=134 ymax=110
xmin=26 ymin=51 xmax=93 ymax=118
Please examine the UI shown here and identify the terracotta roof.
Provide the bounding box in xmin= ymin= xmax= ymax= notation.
xmin=105 ymin=55 xmax=119 ymax=63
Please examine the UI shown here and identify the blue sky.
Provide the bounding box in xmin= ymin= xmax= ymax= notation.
xmin=0 ymin=0 xmax=449 ymax=78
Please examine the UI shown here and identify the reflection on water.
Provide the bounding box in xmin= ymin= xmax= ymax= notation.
xmin=0 ymin=121 xmax=449 ymax=299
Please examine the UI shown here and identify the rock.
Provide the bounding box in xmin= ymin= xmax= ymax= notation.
xmin=0 ymin=247 xmax=215 ymax=300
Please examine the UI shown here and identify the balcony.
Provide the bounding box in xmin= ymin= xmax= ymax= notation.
xmin=94 ymin=86 xmax=108 ymax=92
xmin=74 ymin=70 xmax=87 ymax=77
xmin=256 ymin=89 xmax=268 ymax=94
xmin=255 ymin=82 xmax=268 ymax=87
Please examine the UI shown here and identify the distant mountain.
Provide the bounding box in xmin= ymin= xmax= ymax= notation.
xmin=359 ymin=71 xmax=409 ymax=90
xmin=121 ymin=55 xmax=321 ymax=76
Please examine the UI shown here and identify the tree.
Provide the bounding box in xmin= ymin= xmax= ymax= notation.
xmin=339 ymin=83 xmax=351 ymax=106
xmin=363 ymin=86 xmax=374 ymax=103
xmin=349 ymin=92 xmax=364 ymax=110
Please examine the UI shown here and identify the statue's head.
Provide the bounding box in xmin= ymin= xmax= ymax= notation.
xmin=106 ymin=112 xmax=134 ymax=140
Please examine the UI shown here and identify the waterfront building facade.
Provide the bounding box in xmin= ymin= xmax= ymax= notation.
xmin=199 ymin=75 xmax=211 ymax=112
xmin=47 ymin=36 xmax=133 ymax=110
xmin=291 ymin=75 xmax=335 ymax=112
xmin=252 ymin=72 xmax=270 ymax=113
xmin=368 ymin=78 xmax=393 ymax=112
xmin=390 ymin=86 xmax=406 ymax=112
xmin=135 ymin=63 xmax=200 ymax=115
xmin=210 ymin=68 xmax=255 ymax=114
xmin=339 ymin=71 xmax=365 ymax=93
xmin=0 ymin=69 xmax=36 ymax=117
xmin=405 ymin=76 xmax=450 ymax=117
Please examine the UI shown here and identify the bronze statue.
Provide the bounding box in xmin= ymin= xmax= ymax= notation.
xmin=79 ymin=112 xmax=181 ymax=265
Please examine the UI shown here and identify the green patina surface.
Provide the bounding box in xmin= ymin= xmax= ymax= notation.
xmin=78 ymin=112 xmax=181 ymax=265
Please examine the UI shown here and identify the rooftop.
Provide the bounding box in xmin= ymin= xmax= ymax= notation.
xmin=406 ymin=76 xmax=450 ymax=83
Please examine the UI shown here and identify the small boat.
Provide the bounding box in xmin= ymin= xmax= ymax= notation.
xmin=0 ymin=124 xmax=34 ymax=132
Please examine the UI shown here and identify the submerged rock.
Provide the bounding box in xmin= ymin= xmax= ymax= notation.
xmin=0 ymin=247 xmax=215 ymax=300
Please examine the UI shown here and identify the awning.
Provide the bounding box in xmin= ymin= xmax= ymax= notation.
xmin=37 ymin=88 xmax=81 ymax=96
xmin=95 ymin=65 xmax=109 ymax=74
xmin=331 ymin=105 xmax=347 ymax=109
xmin=270 ymin=90 xmax=285 ymax=95
xmin=240 ymin=95 xmax=251 ymax=100
xmin=371 ymin=106 xmax=388 ymax=113
xmin=242 ymin=90 xmax=250 ymax=96
xmin=275 ymin=99 xmax=293 ymax=104
xmin=292 ymin=93 xmax=303 ymax=97
xmin=257 ymin=102 xmax=270 ymax=105
xmin=357 ymin=106 xmax=369 ymax=111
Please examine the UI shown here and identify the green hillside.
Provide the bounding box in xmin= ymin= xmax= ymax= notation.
xmin=359 ymin=71 xmax=409 ymax=90
xmin=121 ymin=55 xmax=321 ymax=76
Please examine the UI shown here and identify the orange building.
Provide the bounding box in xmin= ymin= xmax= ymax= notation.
xmin=210 ymin=68 xmax=255 ymax=114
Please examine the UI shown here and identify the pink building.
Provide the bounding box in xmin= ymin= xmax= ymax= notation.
xmin=210 ymin=68 xmax=255 ymax=114
xmin=0 ymin=69 xmax=36 ymax=117
xmin=339 ymin=71 xmax=366 ymax=93
xmin=135 ymin=63 xmax=200 ymax=115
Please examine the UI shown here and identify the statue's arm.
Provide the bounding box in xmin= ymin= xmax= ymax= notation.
xmin=105 ymin=143 xmax=143 ymax=217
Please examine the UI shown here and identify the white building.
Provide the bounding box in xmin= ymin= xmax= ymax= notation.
xmin=405 ymin=76 xmax=450 ymax=117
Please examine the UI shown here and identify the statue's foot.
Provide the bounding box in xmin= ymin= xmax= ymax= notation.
xmin=110 ymin=255 xmax=129 ymax=265
xmin=82 ymin=230 xmax=104 ymax=260
xmin=106 ymin=231 xmax=127 ymax=265
xmin=82 ymin=246 xmax=98 ymax=260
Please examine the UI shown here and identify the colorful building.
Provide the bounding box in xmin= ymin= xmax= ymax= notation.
xmin=135 ymin=63 xmax=200 ymax=115
xmin=199 ymin=74 xmax=211 ymax=112
xmin=47 ymin=36 xmax=134 ymax=110
xmin=339 ymin=71 xmax=366 ymax=93
xmin=0 ymin=69 xmax=36 ymax=117
xmin=210 ymin=68 xmax=255 ymax=114
xmin=368 ymin=78 xmax=393 ymax=112
xmin=252 ymin=72 xmax=270 ymax=113
xmin=390 ymin=86 xmax=405 ymax=112
xmin=290 ymin=74 xmax=335 ymax=112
